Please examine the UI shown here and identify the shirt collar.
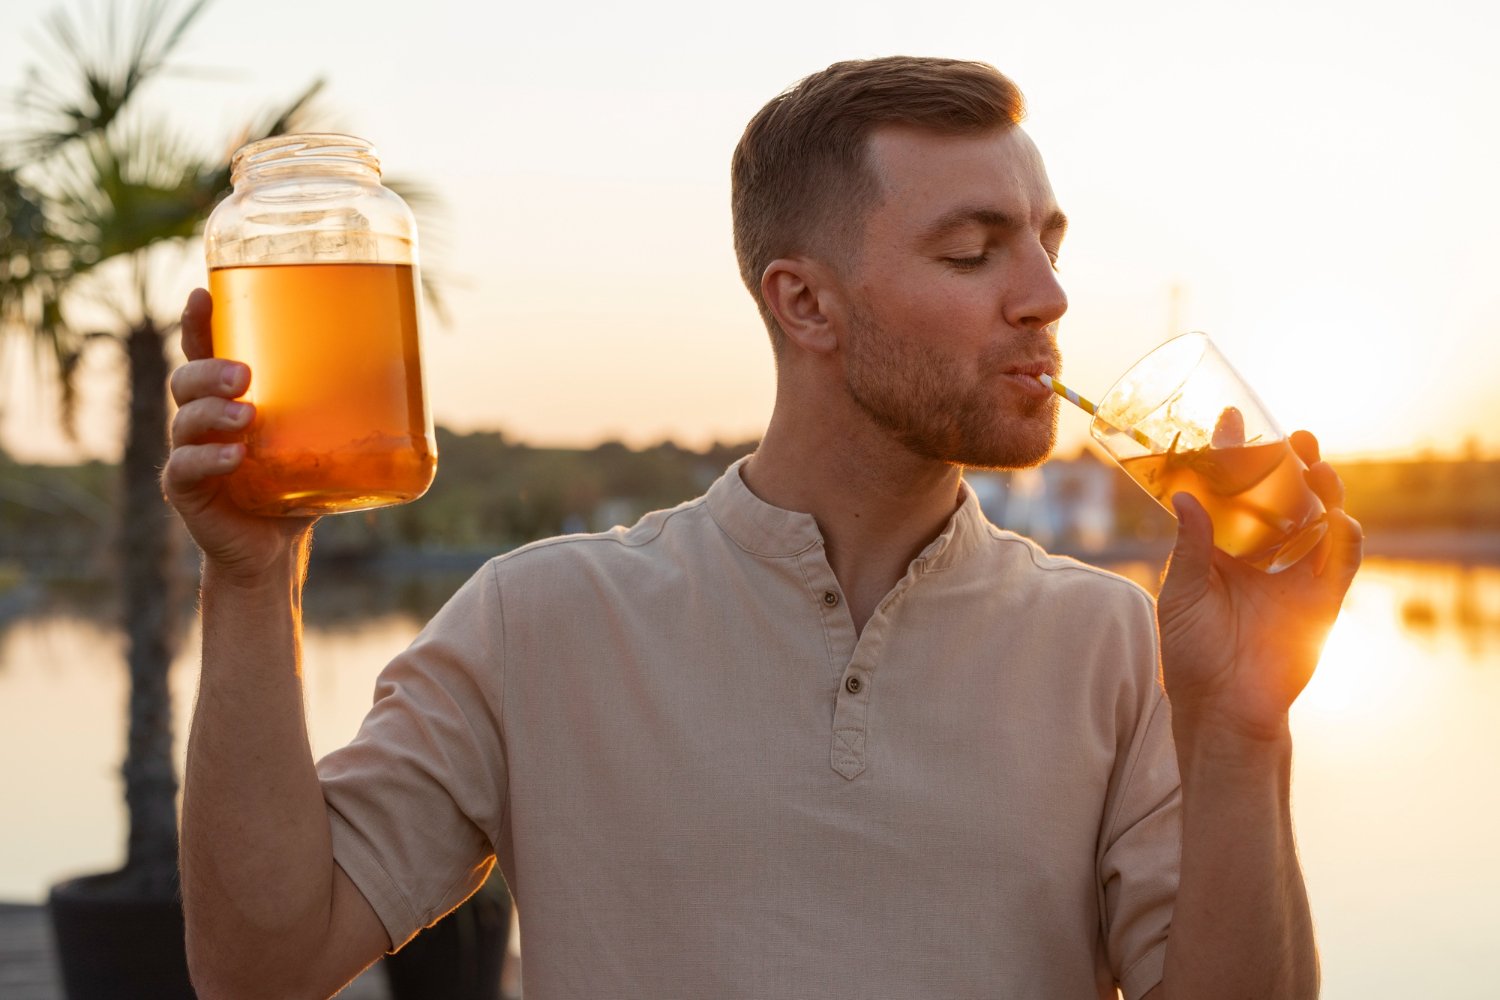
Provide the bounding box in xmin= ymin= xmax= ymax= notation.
xmin=911 ymin=479 xmax=985 ymax=573
xmin=705 ymin=457 xmax=825 ymax=558
xmin=706 ymin=456 xmax=987 ymax=571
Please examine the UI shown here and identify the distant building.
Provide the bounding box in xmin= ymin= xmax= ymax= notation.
xmin=968 ymin=451 xmax=1118 ymax=553
xmin=592 ymin=497 xmax=646 ymax=533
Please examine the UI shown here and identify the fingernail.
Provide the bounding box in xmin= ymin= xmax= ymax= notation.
xmin=224 ymin=401 xmax=251 ymax=424
xmin=221 ymin=365 xmax=246 ymax=392
xmin=219 ymin=444 xmax=240 ymax=464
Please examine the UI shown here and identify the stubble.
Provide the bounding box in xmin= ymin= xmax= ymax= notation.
xmin=842 ymin=304 xmax=1060 ymax=470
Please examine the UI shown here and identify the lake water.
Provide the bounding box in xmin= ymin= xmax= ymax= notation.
xmin=2 ymin=558 xmax=1496 ymax=998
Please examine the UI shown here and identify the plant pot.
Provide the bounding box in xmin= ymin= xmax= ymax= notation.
xmin=47 ymin=871 xmax=195 ymax=1000
xmin=382 ymin=875 xmax=511 ymax=1000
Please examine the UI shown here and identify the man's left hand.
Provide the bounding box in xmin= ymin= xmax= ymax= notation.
xmin=1156 ymin=430 xmax=1364 ymax=746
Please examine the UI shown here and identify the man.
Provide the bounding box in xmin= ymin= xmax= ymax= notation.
xmin=167 ymin=57 xmax=1361 ymax=998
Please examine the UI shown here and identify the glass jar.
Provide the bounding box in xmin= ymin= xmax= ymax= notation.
xmin=203 ymin=133 xmax=437 ymax=516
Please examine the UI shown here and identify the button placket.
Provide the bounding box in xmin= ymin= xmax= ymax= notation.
xmin=830 ymin=625 xmax=888 ymax=780
xmin=795 ymin=547 xmax=878 ymax=780
xmin=831 ymin=663 xmax=870 ymax=779
xmin=800 ymin=550 xmax=855 ymax=684
xmin=824 ymin=576 xmax=913 ymax=781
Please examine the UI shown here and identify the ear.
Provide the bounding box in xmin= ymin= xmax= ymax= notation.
xmin=760 ymin=257 xmax=840 ymax=355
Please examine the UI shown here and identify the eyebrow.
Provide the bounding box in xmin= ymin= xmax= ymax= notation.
xmin=919 ymin=206 xmax=1069 ymax=244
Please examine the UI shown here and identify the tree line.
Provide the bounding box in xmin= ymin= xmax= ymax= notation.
xmin=6 ymin=430 xmax=1500 ymax=581
xmin=0 ymin=427 xmax=760 ymax=575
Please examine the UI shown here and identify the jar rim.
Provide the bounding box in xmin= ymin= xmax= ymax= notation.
xmin=230 ymin=133 xmax=382 ymax=184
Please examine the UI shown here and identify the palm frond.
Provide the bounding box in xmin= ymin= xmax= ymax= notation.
xmin=12 ymin=0 xmax=214 ymax=162
xmin=221 ymin=78 xmax=329 ymax=158
xmin=0 ymin=167 xmax=75 ymax=327
xmin=1 ymin=164 xmax=101 ymax=438
xmin=385 ymin=177 xmax=455 ymax=328
xmin=37 ymin=125 xmax=215 ymax=274
xmin=2 ymin=0 xmax=442 ymax=439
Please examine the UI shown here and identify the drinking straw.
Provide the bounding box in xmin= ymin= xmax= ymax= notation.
xmin=1035 ymin=373 xmax=1158 ymax=450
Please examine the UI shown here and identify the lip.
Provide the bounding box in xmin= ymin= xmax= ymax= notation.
xmin=1001 ymin=362 xmax=1058 ymax=399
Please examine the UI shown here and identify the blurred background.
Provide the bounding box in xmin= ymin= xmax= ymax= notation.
xmin=1 ymin=1 xmax=1496 ymax=998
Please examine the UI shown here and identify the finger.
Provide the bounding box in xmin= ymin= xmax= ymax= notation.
xmin=171 ymin=397 xmax=254 ymax=448
xmin=1315 ymin=510 xmax=1364 ymax=591
xmin=161 ymin=442 xmax=243 ymax=504
xmin=1212 ymin=406 xmax=1246 ymax=448
xmin=1160 ymin=492 xmax=1215 ymax=599
xmin=169 ymin=357 xmax=250 ymax=408
xmin=181 ymin=288 xmax=214 ymax=361
xmin=1303 ymin=460 xmax=1346 ymax=512
xmin=1290 ymin=430 xmax=1320 ymax=467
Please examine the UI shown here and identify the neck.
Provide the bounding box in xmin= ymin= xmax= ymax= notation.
xmin=742 ymin=400 xmax=964 ymax=634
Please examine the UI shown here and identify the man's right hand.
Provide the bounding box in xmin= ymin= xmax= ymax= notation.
xmin=162 ymin=287 xmax=316 ymax=580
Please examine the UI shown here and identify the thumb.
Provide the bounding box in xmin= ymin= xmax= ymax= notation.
xmin=1162 ymin=492 xmax=1214 ymax=598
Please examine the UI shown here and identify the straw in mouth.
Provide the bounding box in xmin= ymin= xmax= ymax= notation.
xmin=1036 ymin=373 xmax=1096 ymax=416
xmin=1034 ymin=373 xmax=1157 ymax=450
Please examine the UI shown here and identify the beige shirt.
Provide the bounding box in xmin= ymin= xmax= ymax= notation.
xmin=319 ymin=458 xmax=1180 ymax=999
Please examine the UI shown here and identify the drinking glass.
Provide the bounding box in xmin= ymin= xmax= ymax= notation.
xmin=1090 ymin=332 xmax=1327 ymax=573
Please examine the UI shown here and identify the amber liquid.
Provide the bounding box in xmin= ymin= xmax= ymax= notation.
xmin=1120 ymin=439 xmax=1327 ymax=571
xmin=208 ymin=263 xmax=436 ymax=516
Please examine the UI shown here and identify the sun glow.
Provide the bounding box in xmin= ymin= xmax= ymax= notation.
xmin=4 ymin=0 xmax=1500 ymax=463
xmin=1295 ymin=584 xmax=1407 ymax=720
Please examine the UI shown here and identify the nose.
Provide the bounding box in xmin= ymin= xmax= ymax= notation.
xmin=1004 ymin=245 xmax=1068 ymax=331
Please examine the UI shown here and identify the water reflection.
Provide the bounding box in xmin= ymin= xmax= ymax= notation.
xmin=2 ymin=557 xmax=1496 ymax=998
xmin=302 ymin=562 xmax=480 ymax=628
xmin=0 ymin=579 xmax=121 ymax=672
xmin=1391 ymin=562 xmax=1500 ymax=660
xmin=1100 ymin=556 xmax=1500 ymax=665
xmin=0 ymin=561 xmax=479 ymax=651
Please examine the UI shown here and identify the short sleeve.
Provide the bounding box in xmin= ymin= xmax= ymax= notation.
xmin=316 ymin=561 xmax=509 ymax=952
xmin=1098 ymin=679 xmax=1181 ymax=1000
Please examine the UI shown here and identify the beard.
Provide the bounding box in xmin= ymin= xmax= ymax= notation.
xmin=842 ymin=304 xmax=1060 ymax=470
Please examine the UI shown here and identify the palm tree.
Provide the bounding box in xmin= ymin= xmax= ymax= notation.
xmin=0 ymin=0 xmax=322 ymax=899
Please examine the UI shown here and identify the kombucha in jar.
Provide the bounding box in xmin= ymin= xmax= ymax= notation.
xmin=203 ymin=134 xmax=436 ymax=516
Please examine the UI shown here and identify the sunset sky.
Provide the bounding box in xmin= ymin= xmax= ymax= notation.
xmin=2 ymin=0 xmax=1497 ymax=464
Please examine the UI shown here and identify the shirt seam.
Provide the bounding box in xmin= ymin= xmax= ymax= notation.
xmin=1100 ymin=585 xmax=1167 ymax=850
xmin=489 ymin=558 xmax=511 ymax=859
xmin=983 ymin=524 xmax=1159 ymax=603
xmin=1102 ymin=689 xmax=1169 ymax=848
xmin=1120 ymin=936 xmax=1169 ymax=997
xmin=491 ymin=498 xmax=707 ymax=566
xmin=712 ymin=520 xmax=822 ymax=559
xmin=326 ymin=807 xmax=421 ymax=949
xmin=425 ymin=860 xmax=495 ymax=930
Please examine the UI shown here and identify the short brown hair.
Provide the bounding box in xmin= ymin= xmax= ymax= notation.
xmin=731 ymin=56 xmax=1027 ymax=348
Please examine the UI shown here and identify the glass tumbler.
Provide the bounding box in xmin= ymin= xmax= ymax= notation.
xmin=1090 ymin=332 xmax=1327 ymax=573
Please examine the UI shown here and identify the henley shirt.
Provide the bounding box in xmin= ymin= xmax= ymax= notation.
xmin=318 ymin=458 xmax=1181 ymax=999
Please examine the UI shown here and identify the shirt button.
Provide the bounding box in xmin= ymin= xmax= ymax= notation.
xmin=845 ymin=674 xmax=862 ymax=694
xmin=823 ymin=590 xmax=840 ymax=607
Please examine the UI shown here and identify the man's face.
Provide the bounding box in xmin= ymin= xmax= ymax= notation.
xmin=838 ymin=124 xmax=1069 ymax=470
